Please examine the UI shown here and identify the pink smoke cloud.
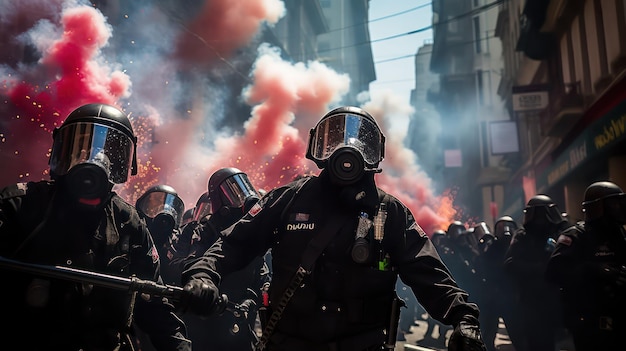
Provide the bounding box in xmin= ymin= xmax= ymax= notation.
xmin=173 ymin=0 xmax=285 ymax=67
xmin=1 ymin=3 xmax=131 ymax=187
xmin=0 ymin=1 xmax=460 ymax=234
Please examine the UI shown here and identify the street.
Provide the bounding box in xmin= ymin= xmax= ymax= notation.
xmin=396 ymin=313 xmax=575 ymax=351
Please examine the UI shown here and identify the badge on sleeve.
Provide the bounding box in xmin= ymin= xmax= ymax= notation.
xmin=406 ymin=211 xmax=427 ymax=237
xmin=248 ymin=202 xmax=263 ymax=217
xmin=557 ymin=234 xmax=572 ymax=246
xmin=148 ymin=245 xmax=159 ymax=264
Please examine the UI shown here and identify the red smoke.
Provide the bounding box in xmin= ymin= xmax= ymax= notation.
xmin=1 ymin=1 xmax=460 ymax=235
xmin=173 ymin=0 xmax=285 ymax=67
xmin=1 ymin=4 xmax=130 ymax=186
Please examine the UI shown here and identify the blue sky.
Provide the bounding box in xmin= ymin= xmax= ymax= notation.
xmin=368 ymin=0 xmax=434 ymax=106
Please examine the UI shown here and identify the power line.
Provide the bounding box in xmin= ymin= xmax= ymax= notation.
xmin=374 ymin=34 xmax=499 ymax=64
xmin=369 ymin=2 xmax=432 ymax=23
xmin=307 ymin=2 xmax=433 ymax=35
xmin=318 ymin=0 xmax=505 ymax=54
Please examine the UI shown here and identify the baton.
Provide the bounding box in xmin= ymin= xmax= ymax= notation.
xmin=0 ymin=255 xmax=184 ymax=300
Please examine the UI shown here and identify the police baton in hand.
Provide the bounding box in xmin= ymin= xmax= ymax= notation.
xmin=0 ymin=255 xmax=237 ymax=311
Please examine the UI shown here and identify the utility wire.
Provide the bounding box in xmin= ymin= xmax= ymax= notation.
xmin=322 ymin=2 xmax=433 ymax=34
xmin=318 ymin=0 xmax=505 ymax=54
xmin=375 ymin=34 xmax=499 ymax=64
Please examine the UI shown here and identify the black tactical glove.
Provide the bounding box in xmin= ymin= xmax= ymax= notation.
xmin=180 ymin=277 xmax=220 ymax=317
xmin=448 ymin=314 xmax=487 ymax=351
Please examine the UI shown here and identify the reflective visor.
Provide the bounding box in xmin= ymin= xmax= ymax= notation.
xmin=219 ymin=173 xmax=258 ymax=208
xmin=49 ymin=122 xmax=134 ymax=184
xmin=193 ymin=200 xmax=212 ymax=222
xmin=136 ymin=192 xmax=185 ymax=226
xmin=309 ymin=113 xmax=383 ymax=167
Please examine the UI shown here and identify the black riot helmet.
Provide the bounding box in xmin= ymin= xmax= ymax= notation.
xmin=431 ymin=229 xmax=447 ymax=247
xmin=474 ymin=222 xmax=494 ymax=246
xmin=181 ymin=208 xmax=195 ymax=228
xmin=582 ymin=181 xmax=626 ymax=224
xmin=49 ymin=103 xmax=138 ymax=207
xmin=494 ymin=215 xmax=517 ymax=240
xmin=447 ymin=221 xmax=466 ymax=240
xmin=136 ymin=185 xmax=185 ymax=237
xmin=208 ymin=168 xmax=260 ymax=218
xmin=306 ymin=106 xmax=385 ymax=185
xmin=522 ymin=194 xmax=563 ymax=227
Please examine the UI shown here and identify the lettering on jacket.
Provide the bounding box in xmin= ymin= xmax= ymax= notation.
xmin=286 ymin=222 xmax=315 ymax=231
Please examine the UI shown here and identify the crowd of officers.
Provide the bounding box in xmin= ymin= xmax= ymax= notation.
xmin=1 ymin=102 xmax=624 ymax=351
xmin=401 ymin=183 xmax=626 ymax=351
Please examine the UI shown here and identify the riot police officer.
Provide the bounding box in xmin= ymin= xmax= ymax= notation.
xmin=546 ymin=181 xmax=626 ymax=350
xmin=0 ymin=103 xmax=190 ymax=350
xmin=474 ymin=218 xmax=526 ymax=351
xmin=179 ymin=106 xmax=486 ymax=351
xmin=135 ymin=184 xmax=186 ymax=285
xmin=503 ymin=194 xmax=565 ymax=351
xmin=172 ymin=167 xmax=269 ymax=351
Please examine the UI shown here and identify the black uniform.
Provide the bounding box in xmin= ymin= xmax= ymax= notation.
xmin=182 ymin=174 xmax=480 ymax=350
xmin=0 ymin=181 xmax=191 ymax=351
xmin=173 ymin=216 xmax=270 ymax=351
xmin=503 ymin=226 xmax=561 ymax=351
xmin=546 ymin=222 xmax=626 ymax=350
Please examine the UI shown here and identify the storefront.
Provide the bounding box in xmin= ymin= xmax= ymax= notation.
xmin=502 ymin=93 xmax=626 ymax=223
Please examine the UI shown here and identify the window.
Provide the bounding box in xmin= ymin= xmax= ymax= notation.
xmin=318 ymin=41 xmax=330 ymax=54
xmin=448 ymin=16 xmax=458 ymax=33
xmin=416 ymin=63 xmax=424 ymax=74
xmin=474 ymin=16 xmax=482 ymax=53
xmin=476 ymin=70 xmax=484 ymax=105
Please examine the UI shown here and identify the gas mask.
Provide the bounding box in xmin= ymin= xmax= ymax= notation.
xmin=307 ymin=108 xmax=385 ymax=186
xmin=136 ymin=186 xmax=185 ymax=246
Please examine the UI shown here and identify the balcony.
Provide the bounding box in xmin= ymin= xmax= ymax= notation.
xmin=540 ymin=82 xmax=585 ymax=137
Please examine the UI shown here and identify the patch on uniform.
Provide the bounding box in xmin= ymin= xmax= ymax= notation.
xmin=294 ymin=213 xmax=310 ymax=222
xmin=248 ymin=203 xmax=263 ymax=217
xmin=17 ymin=183 xmax=28 ymax=192
xmin=557 ymin=234 xmax=572 ymax=246
xmin=148 ymin=245 xmax=159 ymax=264
xmin=407 ymin=218 xmax=427 ymax=237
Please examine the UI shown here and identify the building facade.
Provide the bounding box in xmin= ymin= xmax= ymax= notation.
xmin=498 ymin=0 xmax=626 ymax=222
xmin=317 ymin=0 xmax=376 ymax=105
xmin=429 ymin=0 xmax=508 ymax=227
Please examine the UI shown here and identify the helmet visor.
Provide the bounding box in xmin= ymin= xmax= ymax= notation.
xmin=193 ymin=200 xmax=212 ymax=222
xmin=523 ymin=204 xmax=563 ymax=225
xmin=136 ymin=191 xmax=185 ymax=226
xmin=220 ymin=173 xmax=259 ymax=208
xmin=309 ymin=113 xmax=383 ymax=167
xmin=50 ymin=122 xmax=134 ymax=184
xmin=220 ymin=173 xmax=259 ymax=209
xmin=494 ymin=220 xmax=517 ymax=238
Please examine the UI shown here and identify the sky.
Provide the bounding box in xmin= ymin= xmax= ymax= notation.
xmin=368 ymin=0 xmax=434 ymax=133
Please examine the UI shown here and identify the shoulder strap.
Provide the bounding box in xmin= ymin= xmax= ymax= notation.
xmin=257 ymin=185 xmax=345 ymax=350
